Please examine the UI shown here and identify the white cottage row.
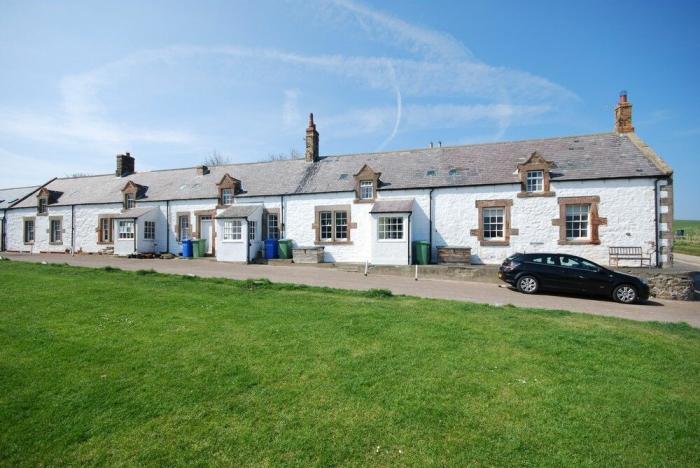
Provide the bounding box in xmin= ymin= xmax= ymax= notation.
xmin=0 ymin=95 xmax=675 ymax=267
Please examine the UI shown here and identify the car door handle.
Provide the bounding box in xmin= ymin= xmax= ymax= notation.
xmin=577 ymin=275 xmax=585 ymax=279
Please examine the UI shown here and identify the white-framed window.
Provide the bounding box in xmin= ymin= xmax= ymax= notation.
xmin=124 ymin=193 xmax=136 ymax=209
xmin=526 ymin=170 xmax=544 ymax=192
xmin=23 ymin=219 xmax=35 ymax=243
xmin=99 ymin=217 xmax=112 ymax=243
xmin=320 ymin=211 xmax=333 ymax=241
xmin=37 ymin=197 xmax=48 ymax=214
xmin=565 ymin=204 xmax=590 ymax=239
xmin=49 ymin=218 xmax=62 ymax=243
xmin=144 ymin=221 xmax=155 ymax=240
xmin=248 ymin=220 xmax=256 ymax=241
xmin=359 ymin=180 xmax=374 ymax=200
xmin=267 ymin=213 xmax=279 ymax=239
xmin=482 ymin=207 xmax=504 ymax=240
xmin=378 ymin=216 xmax=404 ymax=240
xmin=223 ymin=219 xmax=242 ymax=241
xmin=221 ymin=188 xmax=234 ymax=205
xmin=335 ymin=211 xmax=348 ymax=240
xmin=118 ymin=220 xmax=134 ymax=239
xmin=178 ymin=215 xmax=190 ymax=241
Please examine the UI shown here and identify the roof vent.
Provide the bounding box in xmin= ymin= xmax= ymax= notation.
xmin=448 ymin=169 xmax=459 ymax=176
xmin=339 ymin=173 xmax=349 ymax=180
xmin=426 ymin=169 xmax=437 ymax=176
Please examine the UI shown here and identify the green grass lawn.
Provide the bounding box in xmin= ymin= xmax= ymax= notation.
xmin=1 ymin=261 xmax=699 ymax=466
xmin=674 ymin=219 xmax=700 ymax=256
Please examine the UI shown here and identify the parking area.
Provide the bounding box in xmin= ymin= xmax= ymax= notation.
xmin=2 ymin=252 xmax=699 ymax=327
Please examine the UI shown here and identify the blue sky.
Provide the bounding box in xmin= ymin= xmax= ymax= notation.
xmin=1 ymin=0 xmax=698 ymax=218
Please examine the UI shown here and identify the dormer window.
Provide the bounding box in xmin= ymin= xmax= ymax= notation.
xmin=526 ymin=170 xmax=544 ymax=192
xmin=36 ymin=187 xmax=50 ymax=215
xmin=217 ymin=173 xmax=240 ymax=207
xmin=221 ymin=188 xmax=234 ymax=205
xmin=120 ymin=180 xmax=143 ymax=210
xmin=359 ymin=180 xmax=374 ymax=200
xmin=37 ymin=197 xmax=48 ymax=214
xmin=353 ymin=164 xmax=380 ymax=203
xmin=124 ymin=193 xmax=136 ymax=209
xmin=517 ymin=152 xmax=555 ymax=198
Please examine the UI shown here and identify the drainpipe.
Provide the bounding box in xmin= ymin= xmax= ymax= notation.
xmin=428 ymin=188 xmax=434 ymax=263
xmin=133 ymin=218 xmax=137 ymax=254
xmin=1 ymin=209 xmax=5 ymax=251
xmin=245 ymin=218 xmax=250 ymax=264
xmin=280 ymin=195 xmax=285 ymax=238
xmin=654 ymin=178 xmax=661 ymax=267
xmin=166 ymin=200 xmax=170 ymax=253
xmin=71 ymin=205 xmax=75 ymax=255
xmin=407 ymin=213 xmax=412 ymax=265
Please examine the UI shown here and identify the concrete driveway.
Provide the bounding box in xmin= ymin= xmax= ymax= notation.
xmin=3 ymin=253 xmax=699 ymax=327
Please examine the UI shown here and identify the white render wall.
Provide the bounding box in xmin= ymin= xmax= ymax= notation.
xmin=2 ymin=177 xmax=661 ymax=266
xmin=431 ymin=177 xmax=658 ymax=266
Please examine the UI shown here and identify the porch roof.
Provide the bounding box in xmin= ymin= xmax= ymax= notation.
xmin=216 ymin=204 xmax=261 ymax=219
xmin=112 ymin=207 xmax=156 ymax=219
xmin=370 ymin=199 xmax=414 ymax=214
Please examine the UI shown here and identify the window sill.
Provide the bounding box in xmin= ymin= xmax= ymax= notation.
xmin=377 ymin=239 xmax=406 ymax=243
xmin=314 ymin=240 xmax=353 ymax=245
xmin=96 ymin=241 xmax=113 ymax=245
xmin=479 ymin=240 xmax=510 ymax=247
xmin=23 ymin=241 xmax=35 ymax=245
xmin=558 ymin=239 xmax=600 ymax=245
xmin=49 ymin=242 xmax=63 ymax=246
xmin=353 ymin=199 xmax=375 ymax=204
xmin=37 ymin=212 xmax=48 ymax=217
xmin=222 ymin=239 xmax=245 ymax=243
xmin=517 ymin=191 xmax=555 ymax=198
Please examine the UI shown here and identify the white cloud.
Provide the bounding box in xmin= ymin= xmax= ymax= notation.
xmin=0 ymin=0 xmax=576 ymax=182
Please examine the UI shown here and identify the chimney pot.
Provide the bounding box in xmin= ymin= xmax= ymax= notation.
xmin=197 ymin=165 xmax=210 ymax=175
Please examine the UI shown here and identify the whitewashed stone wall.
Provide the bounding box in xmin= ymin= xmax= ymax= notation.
xmin=2 ymin=177 xmax=660 ymax=266
xmin=432 ymin=177 xmax=658 ymax=266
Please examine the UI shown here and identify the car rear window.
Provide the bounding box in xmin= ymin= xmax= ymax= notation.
xmin=528 ymin=255 xmax=557 ymax=265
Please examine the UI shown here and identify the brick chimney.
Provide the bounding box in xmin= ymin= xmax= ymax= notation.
xmin=305 ymin=113 xmax=319 ymax=163
xmin=116 ymin=152 xmax=135 ymax=177
xmin=614 ymin=90 xmax=635 ymax=134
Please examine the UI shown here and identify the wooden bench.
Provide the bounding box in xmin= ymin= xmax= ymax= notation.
xmin=608 ymin=246 xmax=651 ymax=267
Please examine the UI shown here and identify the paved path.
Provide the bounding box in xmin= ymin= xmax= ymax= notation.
xmin=3 ymin=253 xmax=699 ymax=327
xmin=674 ymin=253 xmax=700 ymax=270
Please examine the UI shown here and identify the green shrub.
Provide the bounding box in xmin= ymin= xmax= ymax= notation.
xmin=364 ymin=288 xmax=393 ymax=298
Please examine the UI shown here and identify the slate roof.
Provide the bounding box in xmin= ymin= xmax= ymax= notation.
xmin=10 ymin=132 xmax=670 ymax=209
xmin=112 ymin=207 xmax=156 ymax=219
xmin=216 ymin=204 xmax=262 ymax=219
xmin=0 ymin=185 xmax=40 ymax=210
xmin=370 ymin=199 xmax=414 ymax=213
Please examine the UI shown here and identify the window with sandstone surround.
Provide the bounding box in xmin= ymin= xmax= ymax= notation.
xmin=49 ymin=217 xmax=63 ymax=244
xmin=97 ymin=216 xmax=113 ymax=244
xmin=312 ymin=205 xmax=356 ymax=244
xmin=517 ymin=152 xmax=555 ymax=198
xmin=37 ymin=197 xmax=48 ymax=215
xmin=23 ymin=218 xmax=35 ymax=244
xmin=216 ymin=173 xmax=240 ymax=207
xmin=124 ymin=193 xmax=136 ymax=209
xmin=552 ymin=196 xmax=607 ymax=245
xmin=176 ymin=214 xmax=191 ymax=242
xmin=470 ymin=199 xmax=517 ymax=247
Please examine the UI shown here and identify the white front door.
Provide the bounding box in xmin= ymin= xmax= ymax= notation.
xmin=200 ymin=216 xmax=213 ymax=254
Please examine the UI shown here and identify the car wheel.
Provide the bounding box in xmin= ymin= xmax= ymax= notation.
xmin=613 ymin=284 xmax=638 ymax=304
xmin=517 ymin=275 xmax=539 ymax=294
